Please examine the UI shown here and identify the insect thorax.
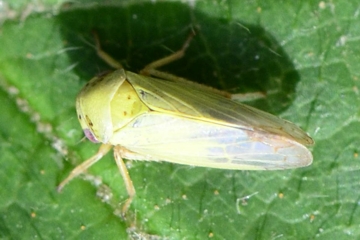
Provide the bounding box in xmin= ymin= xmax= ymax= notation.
xmin=110 ymin=80 xmax=149 ymax=130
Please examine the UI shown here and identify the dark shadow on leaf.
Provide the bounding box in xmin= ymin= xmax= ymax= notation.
xmin=58 ymin=1 xmax=299 ymax=114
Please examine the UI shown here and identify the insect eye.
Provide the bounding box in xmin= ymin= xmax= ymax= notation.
xmin=83 ymin=129 xmax=99 ymax=143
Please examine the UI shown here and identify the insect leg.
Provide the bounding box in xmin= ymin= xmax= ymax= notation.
xmin=92 ymin=31 xmax=124 ymax=69
xmin=92 ymin=31 xmax=234 ymax=99
xmin=140 ymin=32 xmax=194 ymax=76
xmin=57 ymin=144 xmax=113 ymax=192
xmin=231 ymin=92 xmax=266 ymax=102
xmin=113 ymin=145 xmax=136 ymax=216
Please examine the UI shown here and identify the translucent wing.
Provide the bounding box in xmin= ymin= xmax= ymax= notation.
xmin=125 ymin=71 xmax=313 ymax=146
xmin=110 ymin=113 xmax=312 ymax=170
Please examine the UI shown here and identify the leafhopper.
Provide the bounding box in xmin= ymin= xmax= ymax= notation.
xmin=58 ymin=33 xmax=314 ymax=215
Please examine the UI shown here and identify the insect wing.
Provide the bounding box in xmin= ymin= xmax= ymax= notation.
xmin=124 ymin=71 xmax=313 ymax=146
xmin=110 ymin=113 xmax=312 ymax=170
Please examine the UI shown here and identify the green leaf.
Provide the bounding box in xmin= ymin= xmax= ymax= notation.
xmin=1 ymin=0 xmax=360 ymax=239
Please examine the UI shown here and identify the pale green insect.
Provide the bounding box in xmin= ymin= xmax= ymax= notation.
xmin=58 ymin=34 xmax=314 ymax=215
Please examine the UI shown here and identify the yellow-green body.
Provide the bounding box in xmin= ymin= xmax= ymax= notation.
xmin=76 ymin=69 xmax=313 ymax=170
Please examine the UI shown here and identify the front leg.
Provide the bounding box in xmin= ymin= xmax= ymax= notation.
xmin=57 ymin=144 xmax=113 ymax=192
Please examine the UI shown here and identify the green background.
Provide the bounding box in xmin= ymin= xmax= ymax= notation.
xmin=1 ymin=0 xmax=359 ymax=239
